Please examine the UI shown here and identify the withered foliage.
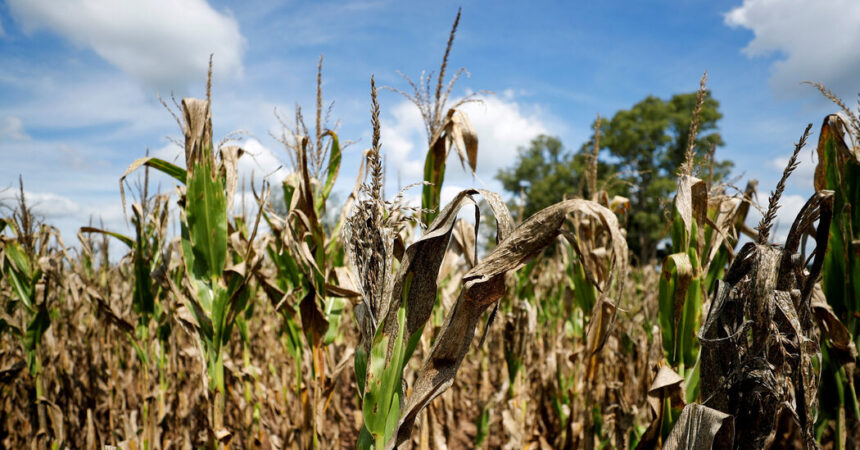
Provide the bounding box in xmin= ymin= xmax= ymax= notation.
xmin=1 ymin=39 xmax=859 ymax=450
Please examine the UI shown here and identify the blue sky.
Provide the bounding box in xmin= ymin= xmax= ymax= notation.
xmin=1 ymin=0 xmax=858 ymax=243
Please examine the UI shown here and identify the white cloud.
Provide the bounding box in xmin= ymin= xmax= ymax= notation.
xmin=771 ymin=193 xmax=806 ymax=242
xmin=743 ymin=190 xmax=809 ymax=245
xmin=0 ymin=116 xmax=30 ymax=141
xmin=725 ymin=0 xmax=860 ymax=97
xmin=770 ymin=153 xmax=817 ymax=192
xmin=381 ymin=101 xmax=426 ymax=180
xmin=237 ymin=138 xmax=289 ymax=183
xmin=0 ymin=189 xmax=79 ymax=218
xmin=380 ymin=93 xmax=551 ymax=186
xmin=7 ymin=0 xmax=245 ymax=91
xmin=460 ymin=95 xmax=550 ymax=175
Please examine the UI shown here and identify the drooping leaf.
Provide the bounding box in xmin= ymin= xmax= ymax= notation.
xmin=79 ymin=227 xmax=134 ymax=249
xmin=184 ymin=157 xmax=228 ymax=283
xmin=389 ymin=197 xmax=627 ymax=447
xmin=664 ymin=403 xmax=734 ymax=450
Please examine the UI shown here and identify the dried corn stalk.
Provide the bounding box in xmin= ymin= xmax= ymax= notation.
xmin=372 ymin=196 xmax=627 ymax=448
xmin=697 ymin=189 xmax=833 ymax=448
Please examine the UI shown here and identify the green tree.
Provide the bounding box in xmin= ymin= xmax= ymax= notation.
xmin=598 ymin=92 xmax=730 ymax=263
xmin=497 ymin=135 xmax=615 ymax=220
xmin=497 ymin=91 xmax=731 ymax=263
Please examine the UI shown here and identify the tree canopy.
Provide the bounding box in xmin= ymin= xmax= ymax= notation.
xmin=496 ymin=90 xmax=732 ymax=263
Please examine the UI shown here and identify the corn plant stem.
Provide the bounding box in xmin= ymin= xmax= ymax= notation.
xmin=142 ymin=348 xmax=149 ymax=450
xmin=35 ymin=354 xmax=47 ymax=437
xmin=210 ymin=348 xmax=226 ymax=448
xmin=847 ymin=367 xmax=860 ymax=421
xmin=158 ymin=350 xmax=167 ymax=446
xmin=214 ymin=390 xmax=225 ymax=448
xmin=108 ymin=329 xmax=116 ymax=437
xmin=312 ymin=345 xmax=325 ymax=448
xmin=835 ymin=365 xmax=847 ymax=450
xmin=243 ymin=342 xmax=252 ymax=431
xmin=141 ymin=328 xmax=152 ymax=450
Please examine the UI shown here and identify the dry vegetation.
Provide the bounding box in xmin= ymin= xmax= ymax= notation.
xmin=1 ymin=12 xmax=859 ymax=450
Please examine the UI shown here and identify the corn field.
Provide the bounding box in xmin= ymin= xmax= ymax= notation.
xmin=1 ymin=15 xmax=859 ymax=450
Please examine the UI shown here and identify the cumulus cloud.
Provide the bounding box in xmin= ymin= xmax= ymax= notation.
xmin=770 ymin=193 xmax=806 ymax=243
xmin=770 ymin=154 xmax=817 ymax=192
xmin=725 ymin=0 xmax=860 ymax=97
xmin=741 ymin=191 xmax=807 ymax=246
xmin=0 ymin=116 xmax=29 ymax=141
xmin=238 ymin=138 xmax=289 ymax=183
xmin=381 ymin=101 xmax=426 ymax=180
xmin=0 ymin=189 xmax=79 ymax=218
xmin=381 ymin=93 xmax=551 ymax=185
xmin=7 ymin=0 xmax=245 ymax=91
xmin=460 ymin=94 xmax=550 ymax=174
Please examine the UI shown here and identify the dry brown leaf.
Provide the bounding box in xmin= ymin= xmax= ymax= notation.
xmin=675 ymin=175 xmax=707 ymax=240
xmin=699 ymin=190 xmax=834 ymax=448
xmin=182 ymin=97 xmax=214 ymax=171
xmin=445 ymin=108 xmax=478 ymax=173
xmin=664 ymin=403 xmax=734 ymax=450
xmin=218 ymin=145 xmax=244 ymax=213
xmin=389 ymin=197 xmax=626 ymax=448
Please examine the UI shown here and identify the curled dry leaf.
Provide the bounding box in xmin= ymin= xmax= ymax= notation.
xmin=387 ymin=196 xmax=627 ymax=448
xmin=699 ymin=190 xmax=834 ymax=449
xmin=218 ymin=145 xmax=244 ymax=214
xmin=635 ymin=365 xmax=686 ymax=450
xmin=443 ymin=108 xmax=479 ymax=173
xmin=664 ymin=403 xmax=734 ymax=450
xmin=811 ymin=284 xmax=858 ymax=361
xmin=675 ymin=175 xmax=708 ymax=240
xmin=182 ymin=98 xmax=214 ymax=172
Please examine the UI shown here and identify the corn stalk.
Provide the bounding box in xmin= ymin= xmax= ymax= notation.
xmin=346 ymin=181 xmax=627 ymax=448
xmin=1 ymin=184 xmax=64 ymax=446
xmin=668 ymin=124 xmax=832 ymax=449
xmin=120 ymin=92 xmax=254 ymax=446
xmin=80 ymin=190 xmax=172 ymax=448
xmin=813 ymin=113 xmax=860 ymax=448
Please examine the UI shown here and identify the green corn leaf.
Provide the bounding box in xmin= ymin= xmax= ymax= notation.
xmin=474 ymin=406 xmax=490 ymax=447
xmin=362 ymin=329 xmax=391 ymax=435
xmin=24 ymin=306 xmax=50 ymax=374
xmin=570 ymin=256 xmax=597 ymax=315
xmin=128 ymin=332 xmax=150 ymax=368
xmin=268 ymin=245 xmax=301 ymax=292
xmin=79 ymin=227 xmax=134 ymax=249
xmin=322 ymin=296 xmax=346 ymax=345
xmin=815 ymin=114 xmax=860 ymax=438
xmin=321 ymin=130 xmax=342 ymax=204
xmin=184 ymin=157 xmax=228 ymax=283
xmin=284 ymin=313 xmax=304 ymax=392
xmin=4 ymin=264 xmax=32 ymax=311
xmin=817 ymin=115 xmax=860 ymax=336
xmin=658 ymin=253 xmax=694 ymax=366
xmin=4 ymin=242 xmax=32 ymax=281
xmin=120 ymin=156 xmax=187 ymax=186
xmin=222 ymin=280 xmax=251 ymax=347
xmin=354 ymin=338 xmax=368 ymax=397
xmin=132 ymin=249 xmax=155 ymax=319
xmin=421 ymin=139 xmax=447 ymax=225
xmin=362 ymin=305 xmax=408 ymax=448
